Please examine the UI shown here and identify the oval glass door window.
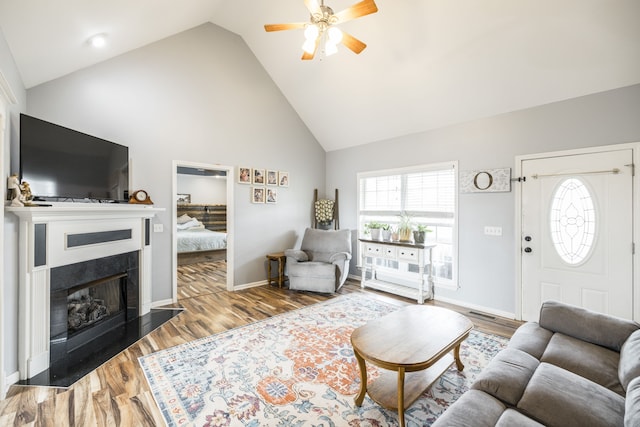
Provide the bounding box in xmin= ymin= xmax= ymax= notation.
xmin=549 ymin=178 xmax=596 ymax=265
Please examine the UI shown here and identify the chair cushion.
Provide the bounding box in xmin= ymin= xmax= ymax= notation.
xmin=517 ymin=363 xmax=625 ymax=427
xmin=540 ymin=333 xmax=623 ymax=395
xmin=620 ymin=330 xmax=640 ymax=391
xmin=300 ymin=228 xmax=351 ymax=263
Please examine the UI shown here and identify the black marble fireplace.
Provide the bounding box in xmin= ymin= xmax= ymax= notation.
xmin=49 ymin=251 xmax=140 ymax=365
xmin=18 ymin=251 xmax=182 ymax=388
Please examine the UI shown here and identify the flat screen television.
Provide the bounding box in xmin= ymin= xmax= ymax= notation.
xmin=20 ymin=114 xmax=129 ymax=202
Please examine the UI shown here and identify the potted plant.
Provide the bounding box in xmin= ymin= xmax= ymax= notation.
xmin=390 ymin=226 xmax=399 ymax=242
xmin=413 ymin=224 xmax=430 ymax=244
xmin=381 ymin=224 xmax=392 ymax=241
xmin=398 ymin=212 xmax=413 ymax=242
xmin=365 ymin=221 xmax=384 ymax=240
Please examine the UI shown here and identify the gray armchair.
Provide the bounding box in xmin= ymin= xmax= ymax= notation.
xmin=284 ymin=228 xmax=352 ymax=293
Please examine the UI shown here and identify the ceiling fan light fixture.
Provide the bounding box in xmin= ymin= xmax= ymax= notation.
xmin=327 ymin=27 xmax=343 ymax=44
xmin=325 ymin=41 xmax=338 ymax=56
xmin=302 ymin=39 xmax=317 ymax=54
xmin=304 ymin=24 xmax=319 ymax=40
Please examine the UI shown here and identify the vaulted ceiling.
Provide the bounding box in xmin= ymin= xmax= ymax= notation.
xmin=1 ymin=0 xmax=638 ymax=151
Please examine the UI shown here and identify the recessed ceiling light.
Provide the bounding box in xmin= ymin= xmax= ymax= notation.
xmin=87 ymin=33 xmax=108 ymax=48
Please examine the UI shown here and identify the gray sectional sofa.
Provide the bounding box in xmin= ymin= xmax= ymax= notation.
xmin=433 ymin=301 xmax=640 ymax=427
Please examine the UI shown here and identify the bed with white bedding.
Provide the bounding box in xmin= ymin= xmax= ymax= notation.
xmin=176 ymin=214 xmax=227 ymax=264
xmin=177 ymin=228 xmax=227 ymax=253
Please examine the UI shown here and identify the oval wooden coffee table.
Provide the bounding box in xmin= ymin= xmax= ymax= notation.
xmin=351 ymin=305 xmax=473 ymax=427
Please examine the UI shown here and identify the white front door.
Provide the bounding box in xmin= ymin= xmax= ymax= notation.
xmin=520 ymin=148 xmax=634 ymax=321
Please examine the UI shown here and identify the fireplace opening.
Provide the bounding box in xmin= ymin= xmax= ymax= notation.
xmin=67 ymin=273 xmax=126 ymax=336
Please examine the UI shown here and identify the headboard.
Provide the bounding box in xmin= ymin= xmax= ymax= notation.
xmin=177 ymin=204 xmax=226 ymax=232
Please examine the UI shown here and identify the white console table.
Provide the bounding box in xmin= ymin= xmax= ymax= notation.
xmin=359 ymin=239 xmax=436 ymax=304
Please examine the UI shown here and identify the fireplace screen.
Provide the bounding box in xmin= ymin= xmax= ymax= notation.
xmin=67 ymin=275 xmax=125 ymax=334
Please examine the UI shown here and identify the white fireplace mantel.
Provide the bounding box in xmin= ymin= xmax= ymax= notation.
xmin=7 ymin=203 xmax=163 ymax=380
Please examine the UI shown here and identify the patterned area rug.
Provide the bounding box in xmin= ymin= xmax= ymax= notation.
xmin=139 ymin=295 xmax=508 ymax=426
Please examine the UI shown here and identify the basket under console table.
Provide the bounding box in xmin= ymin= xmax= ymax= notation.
xmin=359 ymin=239 xmax=436 ymax=304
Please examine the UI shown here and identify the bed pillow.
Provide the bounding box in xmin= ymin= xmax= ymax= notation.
xmin=177 ymin=214 xmax=192 ymax=224
xmin=177 ymin=218 xmax=200 ymax=230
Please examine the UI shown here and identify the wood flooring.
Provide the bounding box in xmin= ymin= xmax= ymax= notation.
xmin=0 ymin=261 xmax=522 ymax=426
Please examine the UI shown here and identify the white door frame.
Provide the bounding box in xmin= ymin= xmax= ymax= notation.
xmin=171 ymin=161 xmax=235 ymax=302
xmin=515 ymin=142 xmax=640 ymax=321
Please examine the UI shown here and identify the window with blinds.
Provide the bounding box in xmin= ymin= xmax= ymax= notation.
xmin=358 ymin=161 xmax=458 ymax=288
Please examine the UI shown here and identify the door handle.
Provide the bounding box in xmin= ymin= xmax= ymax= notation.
xmin=524 ymin=247 xmax=532 ymax=253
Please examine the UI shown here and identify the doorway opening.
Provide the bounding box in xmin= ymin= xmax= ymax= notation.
xmin=172 ymin=161 xmax=234 ymax=302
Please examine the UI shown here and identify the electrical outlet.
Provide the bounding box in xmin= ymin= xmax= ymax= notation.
xmin=153 ymin=224 xmax=163 ymax=233
xmin=484 ymin=226 xmax=502 ymax=236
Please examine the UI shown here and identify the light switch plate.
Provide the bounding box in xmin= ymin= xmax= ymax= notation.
xmin=484 ymin=226 xmax=502 ymax=236
xmin=153 ymin=224 xmax=163 ymax=233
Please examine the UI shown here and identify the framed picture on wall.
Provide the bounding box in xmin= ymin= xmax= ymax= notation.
xmin=267 ymin=170 xmax=278 ymax=186
xmin=253 ymin=168 xmax=265 ymax=185
xmin=176 ymin=193 xmax=191 ymax=204
xmin=252 ymin=187 xmax=265 ymax=203
xmin=278 ymin=171 xmax=289 ymax=187
xmin=238 ymin=167 xmax=252 ymax=184
xmin=266 ymin=188 xmax=277 ymax=204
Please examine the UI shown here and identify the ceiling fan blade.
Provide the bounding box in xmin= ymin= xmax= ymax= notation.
xmin=301 ymin=37 xmax=320 ymax=60
xmin=264 ymin=22 xmax=307 ymax=32
xmin=335 ymin=0 xmax=378 ymax=23
xmin=341 ymin=31 xmax=367 ymax=54
xmin=304 ymin=0 xmax=322 ymax=15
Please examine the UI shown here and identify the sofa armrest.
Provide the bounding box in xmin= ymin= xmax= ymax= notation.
xmin=329 ymin=252 xmax=352 ymax=264
xmin=284 ymin=249 xmax=309 ymax=262
xmin=539 ymin=300 xmax=640 ymax=352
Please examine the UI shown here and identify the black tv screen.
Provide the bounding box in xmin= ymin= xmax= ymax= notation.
xmin=20 ymin=114 xmax=129 ymax=202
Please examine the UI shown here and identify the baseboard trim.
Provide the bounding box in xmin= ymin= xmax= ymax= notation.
xmin=434 ymin=295 xmax=516 ymax=320
xmin=151 ymin=299 xmax=174 ymax=309
xmin=4 ymin=370 xmax=19 ymax=394
xmin=234 ymin=280 xmax=267 ymax=290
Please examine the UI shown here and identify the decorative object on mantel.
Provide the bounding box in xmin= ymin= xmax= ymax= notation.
xmin=264 ymin=0 xmax=379 ymax=61
xmin=313 ymin=188 xmax=339 ymax=229
xmin=129 ymin=189 xmax=153 ymax=204
xmin=7 ymin=173 xmax=24 ymax=207
xmin=460 ymin=168 xmax=512 ymax=193
xmin=20 ymin=181 xmax=34 ymax=205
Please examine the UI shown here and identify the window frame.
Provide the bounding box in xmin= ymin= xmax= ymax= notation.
xmin=356 ymin=161 xmax=459 ymax=290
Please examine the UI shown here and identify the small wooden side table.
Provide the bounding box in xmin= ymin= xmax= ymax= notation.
xmin=266 ymin=252 xmax=288 ymax=288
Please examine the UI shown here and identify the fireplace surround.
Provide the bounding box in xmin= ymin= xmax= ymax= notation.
xmin=8 ymin=204 xmax=163 ymax=381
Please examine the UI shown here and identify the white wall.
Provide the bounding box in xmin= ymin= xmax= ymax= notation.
xmin=177 ymin=174 xmax=226 ymax=205
xmin=327 ymin=84 xmax=640 ymax=316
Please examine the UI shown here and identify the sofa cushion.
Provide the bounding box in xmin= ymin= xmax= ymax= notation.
xmin=507 ymin=322 xmax=553 ymax=360
xmin=620 ymin=329 xmax=640 ymax=391
xmin=541 ymin=333 xmax=623 ymax=395
xmin=517 ymin=363 xmax=625 ymax=427
xmin=496 ymin=409 xmax=544 ymax=427
xmin=625 ymin=376 xmax=640 ymax=427
xmin=471 ymin=348 xmax=539 ymax=406
xmin=539 ymin=300 xmax=639 ymax=351
xmin=431 ymin=390 xmax=506 ymax=427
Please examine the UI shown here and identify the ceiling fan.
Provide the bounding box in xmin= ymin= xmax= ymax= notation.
xmin=264 ymin=0 xmax=378 ymax=60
